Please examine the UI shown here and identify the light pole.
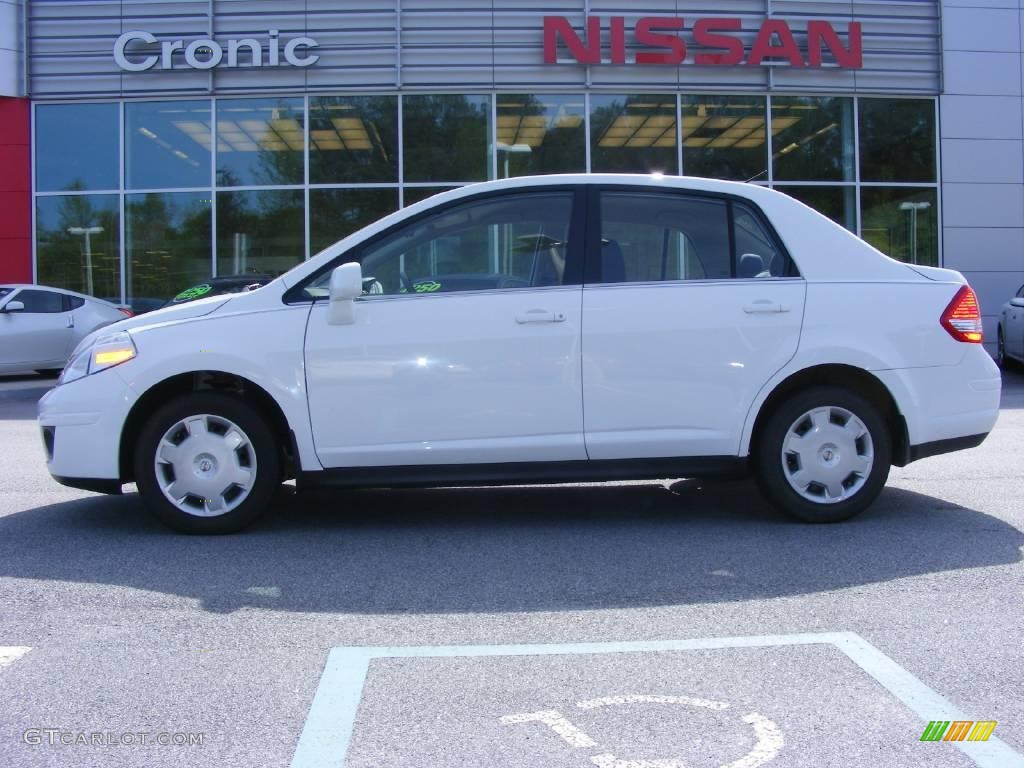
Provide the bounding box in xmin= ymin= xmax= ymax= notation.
xmin=495 ymin=141 xmax=532 ymax=178
xmin=67 ymin=225 xmax=104 ymax=295
xmin=898 ymin=201 xmax=931 ymax=265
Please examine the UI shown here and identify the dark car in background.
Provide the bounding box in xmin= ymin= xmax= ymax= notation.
xmin=162 ymin=275 xmax=274 ymax=308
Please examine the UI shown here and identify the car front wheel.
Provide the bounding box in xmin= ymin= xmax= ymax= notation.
xmin=134 ymin=393 xmax=281 ymax=534
xmin=754 ymin=387 xmax=891 ymax=523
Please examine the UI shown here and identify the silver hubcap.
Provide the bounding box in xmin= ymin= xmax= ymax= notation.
xmin=781 ymin=406 xmax=874 ymax=504
xmin=154 ymin=414 xmax=257 ymax=517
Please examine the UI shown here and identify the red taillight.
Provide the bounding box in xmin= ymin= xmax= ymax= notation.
xmin=940 ymin=285 xmax=983 ymax=343
xmin=119 ymin=308 xmax=134 ymax=317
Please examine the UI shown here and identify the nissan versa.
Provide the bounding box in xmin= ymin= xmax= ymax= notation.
xmin=38 ymin=175 xmax=1001 ymax=534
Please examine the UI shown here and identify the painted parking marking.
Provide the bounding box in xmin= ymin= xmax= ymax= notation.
xmin=0 ymin=646 xmax=30 ymax=670
xmin=503 ymin=694 xmax=782 ymax=768
xmin=500 ymin=709 xmax=599 ymax=748
xmin=289 ymin=632 xmax=1024 ymax=768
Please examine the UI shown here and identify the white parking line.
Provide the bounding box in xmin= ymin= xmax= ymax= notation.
xmin=577 ymin=694 xmax=729 ymax=711
xmin=290 ymin=632 xmax=1024 ymax=768
xmin=500 ymin=710 xmax=598 ymax=748
xmin=0 ymin=646 xmax=31 ymax=670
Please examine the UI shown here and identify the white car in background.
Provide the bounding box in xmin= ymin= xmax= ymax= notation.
xmin=0 ymin=284 xmax=130 ymax=375
xmin=37 ymin=175 xmax=1001 ymax=533
xmin=996 ymin=282 xmax=1024 ymax=368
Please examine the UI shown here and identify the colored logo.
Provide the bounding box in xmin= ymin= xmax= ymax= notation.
xmin=174 ymin=284 xmax=212 ymax=302
xmin=920 ymin=720 xmax=997 ymax=742
xmin=413 ymin=281 xmax=442 ymax=293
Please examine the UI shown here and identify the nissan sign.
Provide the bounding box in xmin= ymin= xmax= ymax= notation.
xmin=543 ymin=15 xmax=863 ymax=69
xmin=113 ymin=30 xmax=320 ymax=71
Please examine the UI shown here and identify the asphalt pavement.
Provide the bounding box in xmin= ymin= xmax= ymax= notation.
xmin=0 ymin=370 xmax=1022 ymax=768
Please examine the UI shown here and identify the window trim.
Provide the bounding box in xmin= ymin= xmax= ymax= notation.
xmin=283 ymin=185 xmax=587 ymax=304
xmin=585 ymin=184 xmax=799 ymax=286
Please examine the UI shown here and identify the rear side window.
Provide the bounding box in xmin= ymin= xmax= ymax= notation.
xmin=15 ymin=289 xmax=64 ymax=313
xmin=733 ymin=204 xmax=787 ymax=278
xmin=64 ymin=295 xmax=86 ymax=310
xmin=598 ymin=192 xmax=731 ymax=283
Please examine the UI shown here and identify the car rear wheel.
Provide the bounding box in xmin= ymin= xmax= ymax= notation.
xmin=134 ymin=393 xmax=281 ymax=534
xmin=754 ymin=386 xmax=891 ymax=523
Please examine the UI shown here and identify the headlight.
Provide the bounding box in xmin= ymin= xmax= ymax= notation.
xmin=58 ymin=331 xmax=138 ymax=385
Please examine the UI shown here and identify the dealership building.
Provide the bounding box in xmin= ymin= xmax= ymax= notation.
xmin=0 ymin=0 xmax=1022 ymax=348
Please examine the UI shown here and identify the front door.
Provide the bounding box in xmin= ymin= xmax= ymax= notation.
xmin=581 ymin=188 xmax=807 ymax=459
xmin=303 ymin=188 xmax=587 ymax=468
xmin=0 ymin=289 xmax=76 ymax=371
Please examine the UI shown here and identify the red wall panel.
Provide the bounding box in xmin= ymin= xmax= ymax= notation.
xmin=0 ymin=97 xmax=31 ymax=284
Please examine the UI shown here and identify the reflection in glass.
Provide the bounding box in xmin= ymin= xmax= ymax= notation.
xmin=310 ymin=96 xmax=398 ymax=184
xmin=771 ymin=97 xmax=854 ymax=182
xmin=216 ymin=190 xmax=304 ymax=276
xmin=126 ymin=193 xmax=211 ymax=310
xmin=216 ymin=97 xmax=305 ymax=186
xmin=681 ymin=96 xmax=766 ymax=181
xmin=599 ymin=192 xmax=730 ymax=282
xmin=774 ymin=185 xmax=857 ymax=232
xmin=402 ymin=95 xmax=491 ymax=182
xmin=496 ymin=94 xmax=585 ymax=177
xmin=310 ymin=192 xmax=574 ymax=296
xmin=861 ymin=187 xmax=937 ymax=266
xmin=126 ymin=101 xmax=212 ymax=190
xmin=859 ymin=99 xmax=936 ymax=182
xmin=403 ymin=186 xmax=460 ymax=206
xmin=590 ymin=95 xmax=677 ymax=174
xmin=310 ymin=189 xmax=399 ymax=255
xmin=35 ymin=104 xmax=119 ymax=192
xmin=36 ymin=195 xmax=120 ymax=299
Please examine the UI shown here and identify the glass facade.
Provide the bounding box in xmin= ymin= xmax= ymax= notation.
xmin=33 ymin=94 xmax=940 ymax=310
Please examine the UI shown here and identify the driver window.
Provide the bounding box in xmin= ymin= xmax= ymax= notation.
xmin=349 ymin=192 xmax=573 ymax=296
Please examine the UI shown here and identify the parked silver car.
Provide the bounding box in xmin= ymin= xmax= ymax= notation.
xmin=997 ymin=282 xmax=1024 ymax=369
xmin=0 ymin=285 xmax=130 ymax=375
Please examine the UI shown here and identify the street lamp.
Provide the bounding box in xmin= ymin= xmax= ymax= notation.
xmin=67 ymin=225 xmax=104 ymax=295
xmin=898 ymin=201 xmax=931 ymax=265
xmin=496 ymin=141 xmax=532 ymax=178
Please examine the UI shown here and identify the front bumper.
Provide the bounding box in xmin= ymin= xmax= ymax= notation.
xmin=37 ymin=368 xmax=138 ymax=491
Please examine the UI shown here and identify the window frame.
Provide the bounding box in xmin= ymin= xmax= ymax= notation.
xmin=13 ymin=288 xmax=67 ymax=314
xmin=283 ymin=185 xmax=587 ymax=304
xmin=584 ymin=185 xmax=800 ymax=286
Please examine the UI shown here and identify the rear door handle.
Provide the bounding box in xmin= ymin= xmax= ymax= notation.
xmin=743 ymin=301 xmax=789 ymax=314
xmin=65 ymin=314 xmax=74 ymax=328
xmin=515 ymin=309 xmax=566 ymax=324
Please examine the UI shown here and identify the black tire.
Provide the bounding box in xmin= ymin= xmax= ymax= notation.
xmin=754 ymin=386 xmax=891 ymax=523
xmin=134 ymin=392 xmax=281 ymax=534
xmin=35 ymin=369 xmax=62 ymax=377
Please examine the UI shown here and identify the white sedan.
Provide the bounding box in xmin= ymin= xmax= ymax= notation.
xmin=996 ymin=282 xmax=1024 ymax=368
xmin=38 ymin=175 xmax=1001 ymax=533
xmin=0 ymin=284 xmax=130 ymax=375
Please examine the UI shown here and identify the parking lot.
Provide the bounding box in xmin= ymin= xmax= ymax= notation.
xmin=1 ymin=370 xmax=1022 ymax=768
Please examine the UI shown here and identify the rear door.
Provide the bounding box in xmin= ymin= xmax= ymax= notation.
xmin=0 ymin=288 xmax=76 ymax=369
xmin=581 ymin=186 xmax=806 ymax=459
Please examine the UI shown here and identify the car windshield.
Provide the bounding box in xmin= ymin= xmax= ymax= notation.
xmin=0 ymin=287 xmax=12 ymax=300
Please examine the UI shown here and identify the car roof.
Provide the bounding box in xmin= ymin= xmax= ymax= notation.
xmin=0 ymin=284 xmax=118 ymax=306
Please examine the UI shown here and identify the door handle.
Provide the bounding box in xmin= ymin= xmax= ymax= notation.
xmin=65 ymin=315 xmax=74 ymax=328
xmin=515 ymin=309 xmax=566 ymax=324
xmin=743 ymin=301 xmax=789 ymax=314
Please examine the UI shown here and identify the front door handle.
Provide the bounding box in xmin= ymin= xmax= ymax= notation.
xmin=743 ymin=301 xmax=789 ymax=314
xmin=515 ymin=309 xmax=566 ymax=324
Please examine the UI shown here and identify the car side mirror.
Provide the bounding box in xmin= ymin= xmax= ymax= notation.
xmin=327 ymin=262 xmax=363 ymax=325
xmin=2 ymin=300 xmax=25 ymax=313
xmin=1011 ymin=297 xmax=1024 ymax=308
